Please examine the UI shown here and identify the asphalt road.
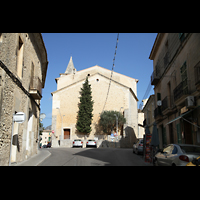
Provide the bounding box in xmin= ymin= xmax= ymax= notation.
xmin=38 ymin=147 xmax=152 ymax=166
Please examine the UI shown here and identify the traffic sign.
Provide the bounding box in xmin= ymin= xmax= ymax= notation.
xmin=13 ymin=112 xmax=26 ymax=123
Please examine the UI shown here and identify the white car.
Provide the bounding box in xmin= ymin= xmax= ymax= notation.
xmin=133 ymin=139 xmax=143 ymax=154
xmin=154 ymin=144 xmax=200 ymax=166
xmin=86 ymin=140 xmax=97 ymax=148
xmin=73 ymin=139 xmax=83 ymax=148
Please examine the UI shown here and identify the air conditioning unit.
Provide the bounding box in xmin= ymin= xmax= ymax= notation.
xmin=185 ymin=96 xmax=195 ymax=108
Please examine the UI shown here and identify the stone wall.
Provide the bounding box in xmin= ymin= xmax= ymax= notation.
xmin=0 ymin=33 xmax=47 ymax=165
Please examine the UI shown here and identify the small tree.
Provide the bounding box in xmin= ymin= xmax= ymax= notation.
xmin=99 ymin=110 xmax=126 ymax=134
xmin=76 ymin=76 xmax=94 ymax=135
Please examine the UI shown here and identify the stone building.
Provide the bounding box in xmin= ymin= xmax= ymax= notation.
xmin=149 ymin=33 xmax=200 ymax=148
xmin=142 ymin=95 xmax=155 ymax=135
xmin=51 ymin=56 xmax=139 ymax=148
xmin=0 ymin=33 xmax=48 ymax=165
xmin=40 ymin=130 xmax=51 ymax=148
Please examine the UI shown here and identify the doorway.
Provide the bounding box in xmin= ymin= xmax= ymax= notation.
xmin=63 ymin=129 xmax=70 ymax=139
xmin=184 ymin=120 xmax=193 ymax=144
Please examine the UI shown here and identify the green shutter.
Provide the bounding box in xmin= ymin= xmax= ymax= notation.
xmin=157 ymin=93 xmax=161 ymax=101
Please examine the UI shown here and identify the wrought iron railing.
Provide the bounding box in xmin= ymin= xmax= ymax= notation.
xmin=173 ymin=81 xmax=188 ymax=102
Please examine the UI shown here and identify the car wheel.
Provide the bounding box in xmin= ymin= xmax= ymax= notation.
xmin=172 ymin=163 xmax=176 ymax=166
xmin=133 ymin=149 xmax=135 ymax=153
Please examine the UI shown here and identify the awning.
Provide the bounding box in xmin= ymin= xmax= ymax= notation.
xmin=165 ymin=106 xmax=200 ymax=126
xmin=165 ymin=109 xmax=193 ymax=126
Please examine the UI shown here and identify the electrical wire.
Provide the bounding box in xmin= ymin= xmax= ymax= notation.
xmin=101 ymin=33 xmax=119 ymax=113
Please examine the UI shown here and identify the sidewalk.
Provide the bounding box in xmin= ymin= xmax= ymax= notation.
xmin=11 ymin=149 xmax=51 ymax=166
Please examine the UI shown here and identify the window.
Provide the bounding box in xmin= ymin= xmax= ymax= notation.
xmin=172 ymin=146 xmax=178 ymax=154
xmin=163 ymin=145 xmax=173 ymax=154
xmin=17 ymin=36 xmax=24 ymax=79
xmin=29 ymin=62 xmax=34 ymax=90
xmin=96 ymin=79 xmax=99 ymax=82
xmin=180 ymin=61 xmax=188 ymax=95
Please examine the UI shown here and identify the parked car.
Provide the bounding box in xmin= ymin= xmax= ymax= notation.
xmin=47 ymin=143 xmax=51 ymax=148
xmin=133 ymin=139 xmax=143 ymax=154
xmin=154 ymin=144 xmax=200 ymax=166
xmin=73 ymin=139 xmax=83 ymax=148
xmin=186 ymin=156 xmax=200 ymax=166
xmin=86 ymin=139 xmax=97 ymax=148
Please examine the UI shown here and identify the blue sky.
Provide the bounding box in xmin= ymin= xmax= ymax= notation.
xmin=40 ymin=33 xmax=157 ymax=128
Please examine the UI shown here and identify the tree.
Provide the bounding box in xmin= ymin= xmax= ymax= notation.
xmin=76 ymin=76 xmax=94 ymax=134
xmin=99 ymin=110 xmax=126 ymax=134
xmin=39 ymin=122 xmax=44 ymax=135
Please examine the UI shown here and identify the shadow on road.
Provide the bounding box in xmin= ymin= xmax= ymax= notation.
xmin=72 ymin=148 xmax=151 ymax=166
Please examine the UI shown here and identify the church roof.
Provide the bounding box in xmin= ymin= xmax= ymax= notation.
xmin=64 ymin=56 xmax=76 ymax=74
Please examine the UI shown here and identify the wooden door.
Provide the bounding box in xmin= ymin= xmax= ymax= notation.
xmin=64 ymin=129 xmax=70 ymax=139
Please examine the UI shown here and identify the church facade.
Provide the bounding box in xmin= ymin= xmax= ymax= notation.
xmin=51 ymin=57 xmax=140 ymax=148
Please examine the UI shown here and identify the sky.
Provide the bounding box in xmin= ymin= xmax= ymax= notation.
xmin=40 ymin=33 xmax=157 ymax=128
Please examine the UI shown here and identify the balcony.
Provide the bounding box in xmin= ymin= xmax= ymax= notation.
xmin=151 ymin=68 xmax=161 ymax=85
xmin=29 ymin=76 xmax=42 ymax=100
xmin=173 ymin=81 xmax=189 ymax=105
xmin=162 ymin=96 xmax=176 ymax=116
xmin=154 ymin=107 xmax=162 ymax=121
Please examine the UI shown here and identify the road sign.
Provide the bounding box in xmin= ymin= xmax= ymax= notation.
xmin=52 ymin=130 xmax=55 ymax=133
xmin=13 ymin=112 xmax=26 ymax=124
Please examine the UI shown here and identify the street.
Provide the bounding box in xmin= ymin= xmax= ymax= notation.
xmin=38 ymin=147 xmax=152 ymax=166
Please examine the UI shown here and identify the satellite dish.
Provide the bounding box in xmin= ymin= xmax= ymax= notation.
xmin=40 ymin=113 xmax=46 ymax=122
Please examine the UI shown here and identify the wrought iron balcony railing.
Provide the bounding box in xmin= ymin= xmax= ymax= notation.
xmin=173 ymin=81 xmax=188 ymax=102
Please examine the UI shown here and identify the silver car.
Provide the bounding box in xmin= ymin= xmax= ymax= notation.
xmin=133 ymin=139 xmax=143 ymax=154
xmin=73 ymin=139 xmax=83 ymax=148
xmin=154 ymin=144 xmax=200 ymax=166
xmin=86 ymin=139 xmax=97 ymax=148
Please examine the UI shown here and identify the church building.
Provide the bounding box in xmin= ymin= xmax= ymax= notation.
xmin=51 ymin=57 xmax=140 ymax=148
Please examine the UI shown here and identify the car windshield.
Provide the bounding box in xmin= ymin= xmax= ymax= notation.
xmin=180 ymin=145 xmax=200 ymax=154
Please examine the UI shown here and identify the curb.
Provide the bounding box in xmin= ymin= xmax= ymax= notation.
xmin=12 ymin=149 xmax=51 ymax=166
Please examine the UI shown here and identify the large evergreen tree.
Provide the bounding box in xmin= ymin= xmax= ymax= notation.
xmin=76 ymin=76 xmax=94 ymax=134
